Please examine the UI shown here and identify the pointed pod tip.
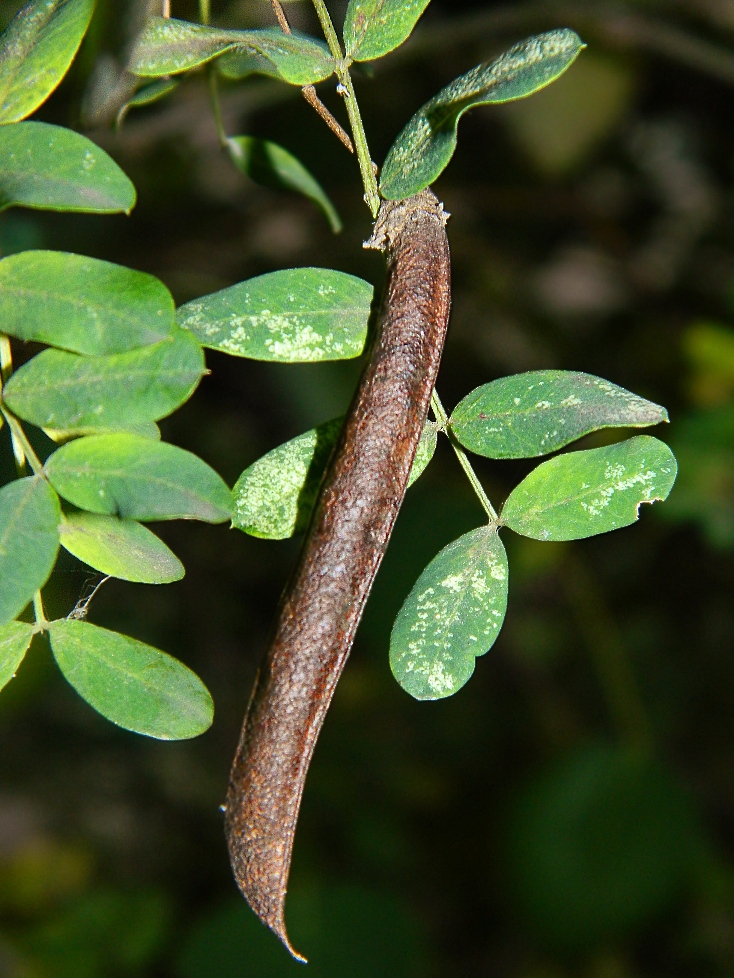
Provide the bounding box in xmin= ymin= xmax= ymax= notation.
xmin=271 ymin=918 xmax=307 ymax=964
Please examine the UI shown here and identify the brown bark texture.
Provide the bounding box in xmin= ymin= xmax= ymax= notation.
xmin=224 ymin=189 xmax=452 ymax=960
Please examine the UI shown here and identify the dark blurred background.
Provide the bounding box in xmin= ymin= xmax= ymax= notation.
xmin=2 ymin=0 xmax=734 ymax=975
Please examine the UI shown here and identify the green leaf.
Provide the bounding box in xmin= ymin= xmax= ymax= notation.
xmin=226 ymin=136 xmax=342 ymax=233
xmin=44 ymin=434 xmax=233 ymax=523
xmin=117 ymin=78 xmax=179 ymax=125
xmin=0 ymin=250 xmax=175 ymax=354
xmin=233 ymin=418 xmax=435 ymax=539
xmin=0 ymin=121 xmax=136 ymax=213
xmin=233 ymin=417 xmax=342 ymax=540
xmin=3 ymin=327 xmax=205 ymax=430
xmin=49 ymin=619 xmax=213 ymax=739
xmin=450 ymin=371 xmax=668 ymax=459
xmin=502 ymin=435 xmax=678 ymax=541
xmin=0 ymin=0 xmax=95 ymax=124
xmin=59 ymin=511 xmax=184 ymax=583
xmin=0 ymin=620 xmax=34 ymax=692
xmin=0 ymin=475 xmax=60 ymax=627
xmin=177 ymin=268 xmax=372 ymax=362
xmin=344 ymin=0 xmax=432 ymax=61
xmin=129 ymin=17 xmax=334 ymax=86
xmin=390 ymin=525 xmax=508 ymax=700
xmin=379 ymin=29 xmax=585 ymax=200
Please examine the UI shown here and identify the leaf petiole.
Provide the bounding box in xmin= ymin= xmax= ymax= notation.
xmin=431 ymin=388 xmax=498 ymax=522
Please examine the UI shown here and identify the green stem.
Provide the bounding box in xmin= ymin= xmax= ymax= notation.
xmin=33 ymin=591 xmax=48 ymax=631
xmin=0 ymin=337 xmax=27 ymax=475
xmin=431 ymin=389 xmax=498 ymax=522
xmin=208 ymin=68 xmax=227 ymax=146
xmin=311 ymin=0 xmax=380 ymax=215
xmin=198 ymin=0 xmax=210 ymax=24
xmin=1 ymin=408 xmax=43 ymax=476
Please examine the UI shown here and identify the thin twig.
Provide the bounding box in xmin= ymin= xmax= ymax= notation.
xmin=269 ymin=0 xmax=292 ymax=34
xmin=162 ymin=0 xmax=170 ymax=17
xmin=302 ymin=85 xmax=354 ymax=151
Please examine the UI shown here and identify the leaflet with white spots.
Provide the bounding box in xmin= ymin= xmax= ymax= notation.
xmin=450 ymin=370 xmax=668 ymax=459
xmin=501 ymin=435 xmax=678 ymax=541
xmin=177 ymin=268 xmax=373 ymax=363
xmin=390 ymin=525 xmax=508 ymax=701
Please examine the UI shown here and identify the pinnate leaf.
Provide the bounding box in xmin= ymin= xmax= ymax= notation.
xmin=129 ymin=17 xmax=334 ymax=86
xmin=49 ymin=619 xmax=213 ymax=739
xmin=390 ymin=526 xmax=508 ymax=700
xmin=380 ymin=29 xmax=584 ymax=200
xmin=227 ymin=136 xmax=341 ymax=233
xmin=3 ymin=327 xmax=205 ymax=431
xmin=59 ymin=512 xmax=184 ymax=583
xmin=450 ymin=371 xmax=668 ymax=459
xmin=45 ymin=434 xmax=233 ymax=523
xmin=0 ymin=476 xmax=60 ymax=627
xmin=0 ymin=0 xmax=95 ymax=124
xmin=343 ymin=0 xmax=432 ymax=61
xmin=177 ymin=268 xmax=372 ymax=362
xmin=233 ymin=419 xmax=436 ymax=539
xmin=0 ymin=121 xmax=136 ymax=213
xmin=0 ymin=251 xmax=175 ymax=354
xmin=0 ymin=620 xmax=34 ymax=692
xmin=502 ymin=435 xmax=678 ymax=541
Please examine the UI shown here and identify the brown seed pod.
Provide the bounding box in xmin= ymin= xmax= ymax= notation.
xmin=224 ymin=189 xmax=451 ymax=960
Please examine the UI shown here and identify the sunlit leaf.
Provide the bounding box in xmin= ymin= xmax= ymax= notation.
xmin=0 ymin=0 xmax=95 ymax=124
xmin=0 ymin=620 xmax=34 ymax=692
xmin=501 ymin=436 xmax=678 ymax=541
xmin=45 ymin=434 xmax=233 ymax=523
xmin=380 ymin=29 xmax=585 ymax=200
xmin=0 ymin=121 xmax=136 ymax=213
xmin=227 ymin=136 xmax=341 ymax=233
xmin=129 ymin=17 xmax=334 ymax=86
xmin=177 ymin=268 xmax=372 ymax=362
xmin=0 ymin=475 xmax=60 ymax=627
xmin=3 ymin=327 xmax=205 ymax=430
xmin=344 ymin=0 xmax=432 ymax=61
xmin=450 ymin=371 xmax=668 ymax=459
xmin=117 ymin=78 xmax=179 ymax=125
xmin=49 ymin=619 xmax=213 ymax=739
xmin=233 ymin=419 xmax=435 ymax=539
xmin=390 ymin=525 xmax=508 ymax=700
xmin=59 ymin=511 xmax=184 ymax=583
xmin=233 ymin=417 xmax=342 ymax=540
xmin=0 ymin=250 xmax=175 ymax=354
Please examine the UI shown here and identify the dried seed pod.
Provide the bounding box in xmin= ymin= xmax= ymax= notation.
xmin=224 ymin=189 xmax=451 ymax=960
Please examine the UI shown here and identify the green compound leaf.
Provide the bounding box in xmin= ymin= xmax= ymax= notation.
xmin=380 ymin=29 xmax=585 ymax=201
xmin=0 ymin=121 xmax=136 ymax=213
xmin=0 ymin=620 xmax=34 ymax=692
xmin=59 ymin=511 xmax=184 ymax=583
xmin=49 ymin=619 xmax=213 ymax=740
xmin=117 ymin=78 xmax=179 ymax=125
xmin=129 ymin=17 xmax=334 ymax=86
xmin=227 ymin=136 xmax=341 ymax=233
xmin=0 ymin=0 xmax=95 ymax=125
xmin=343 ymin=0 xmax=432 ymax=61
xmin=502 ymin=435 xmax=678 ymax=541
xmin=450 ymin=371 xmax=668 ymax=459
xmin=233 ymin=418 xmax=436 ymax=539
xmin=0 ymin=251 xmax=175 ymax=354
xmin=0 ymin=475 xmax=60 ymax=627
xmin=177 ymin=268 xmax=372 ymax=362
xmin=45 ymin=434 xmax=233 ymax=523
xmin=3 ymin=327 xmax=205 ymax=431
xmin=390 ymin=525 xmax=508 ymax=700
